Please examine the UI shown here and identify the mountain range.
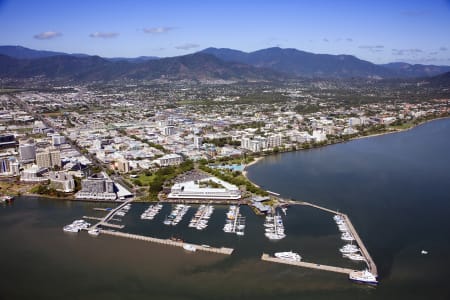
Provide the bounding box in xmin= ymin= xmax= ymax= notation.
xmin=1 ymin=45 xmax=449 ymax=82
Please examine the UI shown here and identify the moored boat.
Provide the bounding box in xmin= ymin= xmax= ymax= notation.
xmin=349 ymin=269 xmax=378 ymax=285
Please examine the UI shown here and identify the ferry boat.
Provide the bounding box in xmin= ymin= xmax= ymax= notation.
xmin=183 ymin=243 xmax=196 ymax=252
xmin=349 ymin=269 xmax=378 ymax=285
xmin=275 ymin=251 xmax=301 ymax=262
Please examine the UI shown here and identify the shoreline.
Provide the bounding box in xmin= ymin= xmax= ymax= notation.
xmin=241 ymin=115 xmax=450 ymax=187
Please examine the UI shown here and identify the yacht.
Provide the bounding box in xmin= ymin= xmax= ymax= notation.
xmin=343 ymin=253 xmax=366 ymax=261
xmin=0 ymin=195 xmax=14 ymax=203
xmin=341 ymin=232 xmax=355 ymax=241
xmin=63 ymin=225 xmax=79 ymax=233
xmin=340 ymin=244 xmax=360 ymax=253
xmin=275 ymin=251 xmax=301 ymax=262
xmin=88 ymin=228 xmax=100 ymax=236
xmin=349 ymin=270 xmax=378 ymax=285
xmin=183 ymin=243 xmax=196 ymax=252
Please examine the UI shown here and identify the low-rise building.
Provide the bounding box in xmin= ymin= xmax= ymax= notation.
xmin=49 ymin=171 xmax=75 ymax=192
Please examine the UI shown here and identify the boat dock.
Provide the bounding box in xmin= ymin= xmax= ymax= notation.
xmin=82 ymin=216 xmax=103 ymax=221
xmin=261 ymin=254 xmax=356 ymax=275
xmin=100 ymin=229 xmax=234 ymax=255
xmin=284 ymin=200 xmax=378 ymax=277
xmin=341 ymin=213 xmax=378 ymax=276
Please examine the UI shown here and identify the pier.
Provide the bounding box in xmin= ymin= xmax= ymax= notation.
xmin=90 ymin=199 xmax=133 ymax=230
xmin=99 ymin=230 xmax=233 ymax=255
xmin=283 ymin=200 xmax=378 ymax=277
xmin=342 ymin=213 xmax=378 ymax=276
xmin=261 ymin=254 xmax=355 ymax=275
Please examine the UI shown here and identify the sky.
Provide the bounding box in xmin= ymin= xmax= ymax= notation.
xmin=1 ymin=0 xmax=450 ymax=65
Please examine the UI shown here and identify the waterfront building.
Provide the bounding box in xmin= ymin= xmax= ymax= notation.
xmin=168 ymin=176 xmax=241 ymax=200
xmin=49 ymin=171 xmax=75 ymax=192
xmin=20 ymin=164 xmax=48 ymax=182
xmin=36 ymin=148 xmax=61 ymax=169
xmin=75 ymin=172 xmax=117 ymax=200
xmin=267 ymin=134 xmax=282 ymax=148
xmin=19 ymin=143 xmax=36 ymax=162
xmin=0 ymin=156 xmax=19 ymax=176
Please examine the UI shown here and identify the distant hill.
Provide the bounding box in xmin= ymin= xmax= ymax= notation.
xmin=0 ymin=52 xmax=285 ymax=82
xmin=105 ymin=56 xmax=160 ymax=63
xmin=0 ymin=45 xmax=89 ymax=59
xmin=425 ymin=71 xmax=450 ymax=88
xmin=201 ymin=47 xmax=394 ymax=78
xmin=381 ymin=62 xmax=450 ymax=78
xmin=1 ymin=45 xmax=450 ymax=82
xmin=201 ymin=47 xmax=450 ymax=79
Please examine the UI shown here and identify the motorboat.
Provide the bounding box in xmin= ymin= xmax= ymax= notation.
xmin=275 ymin=251 xmax=301 ymax=262
xmin=183 ymin=243 xmax=196 ymax=252
xmin=349 ymin=270 xmax=378 ymax=285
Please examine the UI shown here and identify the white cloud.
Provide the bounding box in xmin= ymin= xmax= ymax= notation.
xmin=175 ymin=43 xmax=200 ymax=50
xmin=143 ymin=27 xmax=175 ymax=34
xmin=33 ymin=31 xmax=62 ymax=40
xmin=89 ymin=32 xmax=119 ymax=38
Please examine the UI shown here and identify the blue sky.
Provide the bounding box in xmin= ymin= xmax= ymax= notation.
xmin=1 ymin=0 xmax=450 ymax=65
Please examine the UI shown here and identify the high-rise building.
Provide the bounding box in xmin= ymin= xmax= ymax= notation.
xmin=36 ymin=148 xmax=61 ymax=169
xmin=49 ymin=171 xmax=75 ymax=192
xmin=19 ymin=143 xmax=36 ymax=162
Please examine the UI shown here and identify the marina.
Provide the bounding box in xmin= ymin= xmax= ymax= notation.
xmin=140 ymin=203 xmax=163 ymax=220
xmin=264 ymin=212 xmax=285 ymax=240
xmin=163 ymin=204 xmax=190 ymax=226
xmin=223 ymin=205 xmax=246 ymax=235
xmin=188 ymin=204 xmax=214 ymax=230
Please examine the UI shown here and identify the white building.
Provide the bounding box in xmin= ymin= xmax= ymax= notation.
xmin=0 ymin=156 xmax=19 ymax=176
xmin=20 ymin=164 xmax=48 ymax=182
xmin=312 ymin=130 xmax=327 ymax=142
xmin=52 ymin=134 xmax=66 ymax=146
xmin=36 ymin=148 xmax=61 ymax=169
xmin=163 ymin=126 xmax=175 ymax=136
xmin=49 ymin=171 xmax=75 ymax=192
xmin=155 ymin=153 xmax=183 ymax=167
xmin=168 ymin=177 xmax=241 ymax=200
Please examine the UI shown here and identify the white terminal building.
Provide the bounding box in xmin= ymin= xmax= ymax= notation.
xmin=168 ymin=176 xmax=241 ymax=200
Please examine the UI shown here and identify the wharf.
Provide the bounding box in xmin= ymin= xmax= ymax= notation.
xmin=82 ymin=216 xmax=103 ymax=221
xmin=342 ymin=213 xmax=378 ymax=276
xmin=100 ymin=230 xmax=233 ymax=255
xmin=99 ymin=222 xmax=125 ymax=229
xmin=261 ymin=254 xmax=355 ymax=275
xmin=284 ymin=200 xmax=378 ymax=277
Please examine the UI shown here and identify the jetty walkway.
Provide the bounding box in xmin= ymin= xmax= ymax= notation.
xmin=261 ymin=254 xmax=355 ymax=275
xmin=100 ymin=230 xmax=233 ymax=255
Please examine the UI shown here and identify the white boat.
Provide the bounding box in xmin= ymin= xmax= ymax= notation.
xmin=275 ymin=251 xmax=301 ymax=262
xmin=421 ymin=250 xmax=428 ymax=255
xmin=88 ymin=228 xmax=100 ymax=236
xmin=349 ymin=270 xmax=378 ymax=285
xmin=183 ymin=244 xmax=196 ymax=252
xmin=343 ymin=253 xmax=366 ymax=261
xmin=341 ymin=232 xmax=355 ymax=241
xmin=340 ymin=244 xmax=359 ymax=253
xmin=63 ymin=225 xmax=79 ymax=233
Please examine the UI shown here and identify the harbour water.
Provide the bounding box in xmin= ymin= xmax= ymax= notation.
xmin=1 ymin=118 xmax=450 ymax=299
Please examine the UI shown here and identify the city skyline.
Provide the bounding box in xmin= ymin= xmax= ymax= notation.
xmin=1 ymin=0 xmax=450 ymax=65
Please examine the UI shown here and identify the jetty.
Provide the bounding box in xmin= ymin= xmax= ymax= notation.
xmin=283 ymin=199 xmax=378 ymax=277
xmin=261 ymin=254 xmax=355 ymax=275
xmin=100 ymin=229 xmax=233 ymax=255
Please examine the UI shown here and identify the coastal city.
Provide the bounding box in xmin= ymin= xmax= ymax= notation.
xmin=1 ymin=82 xmax=448 ymax=203
xmin=1 ymin=81 xmax=448 ymax=286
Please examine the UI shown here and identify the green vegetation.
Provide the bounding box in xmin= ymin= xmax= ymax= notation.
xmin=198 ymin=163 xmax=268 ymax=196
xmin=30 ymin=183 xmax=70 ymax=198
xmin=135 ymin=160 xmax=194 ymax=201
xmin=203 ymin=137 xmax=241 ymax=147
